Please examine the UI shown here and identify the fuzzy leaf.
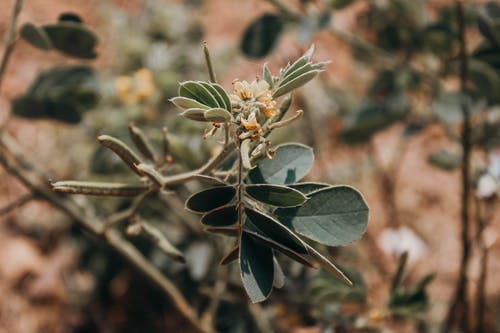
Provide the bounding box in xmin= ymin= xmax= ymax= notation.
xmin=180 ymin=108 xmax=209 ymax=122
xmin=248 ymin=143 xmax=314 ymax=184
xmin=240 ymin=232 xmax=274 ymax=303
xmin=245 ymin=184 xmax=307 ymax=207
xmin=179 ymin=81 xmax=219 ymax=108
xmin=276 ymin=186 xmax=368 ymax=246
xmin=185 ymin=186 xmax=236 ymax=213
xmin=170 ymin=96 xmax=210 ymax=110
xmin=273 ymin=70 xmax=322 ymax=98
xmin=210 ymin=83 xmax=232 ymax=111
xmin=98 ymin=135 xmax=142 ymax=175
xmin=204 ymin=108 xmax=233 ymax=123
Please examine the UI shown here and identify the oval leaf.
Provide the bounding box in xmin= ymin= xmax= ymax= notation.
xmin=275 ymin=186 xmax=368 ymax=246
xmin=244 ymin=221 xmax=314 ymax=267
xmin=245 ymin=207 xmax=307 ymax=254
xmin=248 ymin=143 xmax=314 ymax=184
xmin=20 ymin=23 xmax=53 ymax=50
xmin=204 ymin=108 xmax=233 ymax=123
xmin=245 ymin=184 xmax=307 ymax=207
xmin=240 ymin=232 xmax=274 ymax=303
xmin=43 ymin=22 xmax=97 ymax=59
xmin=211 ymin=83 xmax=232 ymax=111
xmin=179 ymin=81 xmax=219 ymax=108
xmin=241 ymin=14 xmax=283 ymax=58
xmin=170 ymin=96 xmax=210 ymax=110
xmin=273 ymin=70 xmax=322 ymax=98
xmin=180 ymin=108 xmax=209 ymax=122
xmin=185 ymin=186 xmax=236 ymax=213
xmin=201 ymin=205 xmax=238 ymax=227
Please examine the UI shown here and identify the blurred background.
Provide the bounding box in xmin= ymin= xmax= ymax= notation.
xmin=0 ymin=0 xmax=499 ymax=332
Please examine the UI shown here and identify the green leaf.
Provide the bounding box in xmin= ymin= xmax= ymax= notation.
xmin=185 ymin=186 xmax=236 ymax=213
xmin=244 ymin=207 xmax=308 ymax=254
xmin=427 ymin=150 xmax=461 ymax=171
xmin=468 ymin=59 xmax=500 ymax=103
xmin=306 ymin=244 xmax=352 ymax=285
xmin=244 ymin=223 xmax=314 ymax=267
xmin=341 ymin=99 xmax=408 ymax=143
xmin=42 ymin=22 xmax=97 ymax=59
xmin=204 ymin=108 xmax=233 ymax=123
xmin=179 ymin=81 xmax=219 ymax=108
xmin=239 ymin=232 xmax=274 ymax=303
xmin=245 ymin=184 xmax=307 ymax=207
xmin=205 ymin=226 xmax=239 ymax=237
xmin=201 ymin=205 xmax=238 ymax=227
xmin=170 ymin=96 xmax=210 ymax=110
xmin=200 ymin=82 xmax=226 ymax=109
xmin=248 ymin=143 xmax=314 ymax=184
xmin=273 ymin=69 xmax=322 ymax=98
xmin=281 ymin=45 xmax=315 ymax=78
xmin=327 ymin=0 xmax=352 ymax=9
xmin=58 ymin=12 xmax=83 ymax=23
xmin=289 ymin=182 xmax=330 ymax=195
xmin=12 ymin=66 xmax=98 ymax=124
xmin=20 ymin=23 xmax=52 ymax=50
xmin=473 ymin=44 xmax=500 ymax=70
xmin=210 ymin=83 xmax=232 ymax=112
xmin=97 ymin=135 xmax=143 ymax=175
xmin=241 ymin=14 xmax=283 ymax=58
xmin=275 ymin=186 xmax=368 ymax=246
xmin=477 ymin=9 xmax=500 ymax=46
xmin=180 ymin=108 xmax=209 ymax=122
xmin=263 ymin=63 xmax=274 ymax=88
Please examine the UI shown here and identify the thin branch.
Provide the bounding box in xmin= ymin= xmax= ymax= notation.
xmin=443 ymin=2 xmax=472 ymax=332
xmin=0 ymin=149 xmax=215 ymax=333
xmin=0 ymin=193 xmax=34 ymax=216
xmin=203 ymin=42 xmax=217 ymax=83
xmin=0 ymin=0 xmax=23 ymax=94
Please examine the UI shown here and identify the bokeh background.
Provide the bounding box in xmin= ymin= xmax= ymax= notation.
xmin=0 ymin=0 xmax=499 ymax=332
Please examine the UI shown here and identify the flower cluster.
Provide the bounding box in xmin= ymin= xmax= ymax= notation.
xmin=230 ymin=79 xmax=278 ymax=136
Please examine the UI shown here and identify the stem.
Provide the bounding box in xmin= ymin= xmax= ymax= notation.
xmin=443 ymin=2 xmax=471 ymax=332
xmin=0 ymin=0 xmax=23 ymax=94
xmin=203 ymin=42 xmax=217 ymax=83
xmin=0 ymin=193 xmax=34 ymax=216
xmin=474 ymin=198 xmax=492 ymax=333
xmin=236 ymin=139 xmax=245 ymax=235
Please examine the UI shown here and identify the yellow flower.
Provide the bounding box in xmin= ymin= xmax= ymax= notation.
xmin=231 ymin=79 xmax=270 ymax=103
xmin=114 ymin=68 xmax=156 ymax=104
xmin=134 ymin=68 xmax=155 ymax=102
xmin=241 ymin=112 xmax=261 ymax=131
xmin=258 ymin=91 xmax=278 ymax=117
xmin=115 ymin=75 xmax=135 ymax=104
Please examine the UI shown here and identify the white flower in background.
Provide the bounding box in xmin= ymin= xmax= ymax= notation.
xmin=377 ymin=226 xmax=428 ymax=264
xmin=476 ymin=148 xmax=500 ymax=199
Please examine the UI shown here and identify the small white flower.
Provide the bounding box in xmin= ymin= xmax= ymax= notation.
xmin=377 ymin=226 xmax=427 ymax=264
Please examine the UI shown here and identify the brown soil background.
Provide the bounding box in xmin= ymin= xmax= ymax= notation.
xmin=1 ymin=0 xmax=499 ymax=332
